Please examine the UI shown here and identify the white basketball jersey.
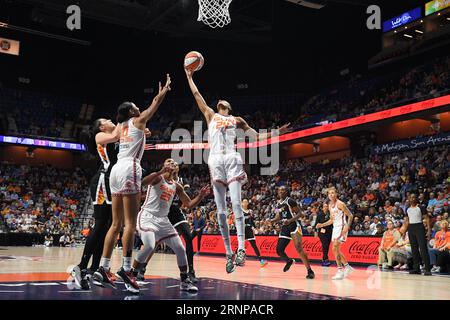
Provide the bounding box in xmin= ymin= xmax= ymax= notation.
xmin=117 ymin=118 xmax=145 ymax=161
xmin=330 ymin=201 xmax=346 ymax=228
xmin=141 ymin=178 xmax=177 ymax=217
xmin=208 ymin=113 xmax=238 ymax=155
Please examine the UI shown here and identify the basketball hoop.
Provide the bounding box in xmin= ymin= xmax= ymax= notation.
xmin=197 ymin=0 xmax=232 ymax=29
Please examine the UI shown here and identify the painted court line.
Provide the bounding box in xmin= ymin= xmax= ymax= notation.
xmin=30 ymin=282 xmax=60 ymax=286
xmin=0 ymin=290 xmax=24 ymax=293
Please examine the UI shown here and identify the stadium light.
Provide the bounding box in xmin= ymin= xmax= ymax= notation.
xmin=415 ymin=30 xmax=423 ymax=34
xmin=404 ymin=34 xmax=413 ymax=38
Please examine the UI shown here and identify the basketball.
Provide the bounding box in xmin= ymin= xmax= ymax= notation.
xmin=184 ymin=51 xmax=204 ymax=72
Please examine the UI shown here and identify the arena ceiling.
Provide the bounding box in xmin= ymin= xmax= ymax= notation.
xmin=4 ymin=0 xmax=428 ymax=43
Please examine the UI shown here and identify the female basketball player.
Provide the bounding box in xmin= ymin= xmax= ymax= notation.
xmin=185 ymin=68 xmax=290 ymax=273
xmin=135 ymin=164 xmax=201 ymax=283
xmin=270 ymin=186 xmax=315 ymax=279
xmin=94 ymin=74 xmax=171 ymax=293
xmin=316 ymin=187 xmax=354 ymax=280
xmin=242 ymin=199 xmax=268 ymax=267
xmin=71 ymin=118 xmax=119 ymax=290
xmin=131 ymin=159 xmax=209 ymax=292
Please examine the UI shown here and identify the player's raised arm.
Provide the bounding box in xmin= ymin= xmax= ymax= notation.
xmin=135 ymin=74 xmax=172 ymax=127
xmin=141 ymin=165 xmax=172 ymax=187
xmin=95 ymin=123 xmax=121 ymax=145
xmin=184 ymin=68 xmax=214 ymax=123
xmin=177 ymin=184 xmax=210 ymax=209
xmin=236 ymin=117 xmax=292 ymax=142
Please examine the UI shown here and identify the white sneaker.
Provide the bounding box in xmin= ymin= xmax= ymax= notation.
xmin=431 ymin=266 xmax=441 ymax=273
xmin=332 ymin=269 xmax=345 ymax=280
xmin=180 ymin=279 xmax=198 ymax=293
xmin=344 ymin=265 xmax=354 ymax=277
xmin=70 ymin=265 xmax=82 ymax=288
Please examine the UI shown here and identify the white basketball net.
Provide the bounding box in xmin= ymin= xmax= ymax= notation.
xmin=197 ymin=0 xmax=232 ymax=29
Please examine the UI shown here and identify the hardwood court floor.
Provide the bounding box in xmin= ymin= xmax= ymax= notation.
xmin=0 ymin=246 xmax=449 ymax=300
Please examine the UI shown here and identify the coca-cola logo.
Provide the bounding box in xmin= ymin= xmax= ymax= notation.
xmin=260 ymin=239 xmax=278 ymax=252
xmin=302 ymin=239 xmax=323 ymax=253
xmin=348 ymin=240 xmax=380 ymax=255
xmin=202 ymin=238 xmax=220 ymax=249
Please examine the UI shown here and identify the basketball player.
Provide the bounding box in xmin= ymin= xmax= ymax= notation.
xmin=93 ymin=74 xmax=171 ymax=293
xmin=316 ymin=187 xmax=354 ymax=280
xmin=135 ymin=165 xmax=200 ymax=283
xmin=270 ymin=186 xmax=315 ymax=279
xmin=71 ymin=118 xmax=119 ymax=290
xmin=242 ymin=199 xmax=268 ymax=267
xmin=131 ymin=159 xmax=209 ymax=292
xmin=185 ymin=68 xmax=290 ymax=273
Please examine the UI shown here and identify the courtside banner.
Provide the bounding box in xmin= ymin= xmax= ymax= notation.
xmin=188 ymin=235 xmax=381 ymax=265
xmin=0 ymin=37 xmax=20 ymax=56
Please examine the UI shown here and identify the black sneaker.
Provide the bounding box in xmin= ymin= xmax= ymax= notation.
xmin=93 ymin=266 xmax=117 ymax=289
xmin=283 ymin=259 xmax=295 ymax=272
xmin=306 ymin=269 xmax=315 ymax=279
xmin=226 ymin=255 xmax=236 ymax=274
xmin=136 ymin=268 xmax=146 ymax=282
xmin=180 ymin=278 xmax=198 ymax=293
xmin=116 ymin=268 xmax=140 ymax=294
xmin=188 ymin=271 xmax=199 ymax=284
xmin=234 ymin=249 xmax=246 ymax=267
xmin=80 ymin=269 xmax=90 ymax=290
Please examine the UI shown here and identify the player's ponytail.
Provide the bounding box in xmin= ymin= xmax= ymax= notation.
xmin=116 ymin=102 xmax=134 ymax=123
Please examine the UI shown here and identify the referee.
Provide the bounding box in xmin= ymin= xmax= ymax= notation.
xmin=315 ymin=203 xmax=332 ymax=267
xmin=405 ymin=195 xmax=432 ymax=276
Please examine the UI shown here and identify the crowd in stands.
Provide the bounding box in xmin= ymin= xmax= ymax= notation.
xmin=176 ymin=144 xmax=449 ymax=243
xmin=146 ymin=55 xmax=449 ymax=142
xmin=1 ymin=55 xmax=447 ymax=144
xmin=0 ymin=163 xmax=90 ymax=243
xmin=0 ymin=86 xmax=84 ymax=139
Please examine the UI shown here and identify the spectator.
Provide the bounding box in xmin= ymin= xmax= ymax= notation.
xmin=430 ymin=220 xmax=450 ymax=273
xmin=44 ymin=233 xmax=53 ymax=247
xmin=378 ymin=220 xmax=401 ymax=269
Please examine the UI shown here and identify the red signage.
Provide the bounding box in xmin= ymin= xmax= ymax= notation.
xmin=188 ymin=235 xmax=381 ymax=265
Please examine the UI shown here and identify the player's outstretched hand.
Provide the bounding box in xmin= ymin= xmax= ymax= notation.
xmin=158 ymin=74 xmax=171 ymax=95
xmin=184 ymin=67 xmax=193 ymax=78
xmin=160 ymin=163 xmax=174 ymax=175
xmin=278 ymin=123 xmax=292 ymax=135
xmin=200 ymin=185 xmax=211 ymax=197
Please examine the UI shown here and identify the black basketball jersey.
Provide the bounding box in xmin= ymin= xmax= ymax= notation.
xmin=90 ymin=142 xmax=119 ymax=205
xmin=171 ymin=177 xmax=183 ymax=208
xmin=275 ymin=197 xmax=298 ymax=221
xmin=243 ymin=209 xmax=255 ymax=228
xmin=96 ymin=142 xmax=119 ymax=177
